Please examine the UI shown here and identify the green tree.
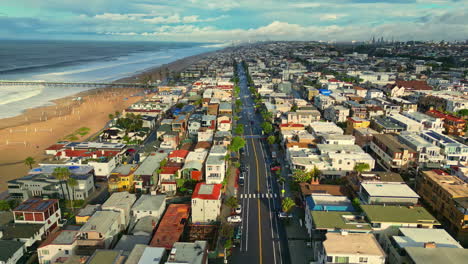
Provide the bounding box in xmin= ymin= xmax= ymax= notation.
xmin=281 ymin=197 xmax=295 ymax=213
xmin=354 ymin=163 xmax=370 ymax=173
xmin=292 ymin=169 xmax=311 ymax=183
xmin=235 ymin=99 xmax=242 ymax=109
xmin=114 ymin=111 xmax=120 ymax=118
xmin=267 ymin=135 xmax=276 ymax=145
xmin=52 ymin=167 xmax=71 ymax=200
xmin=0 ymin=200 xmax=11 ymax=211
xmin=234 ymin=124 xmax=244 ymax=135
xmin=195 ymin=98 xmax=203 ymax=107
xmin=261 ymin=122 xmax=273 ymax=134
xmin=457 ymin=109 xmax=468 ymax=117
xmin=290 ymin=104 xmax=298 ymax=112
xmin=24 ymin=156 xmax=36 ymax=170
xmin=108 ymin=113 xmax=114 ymax=120
xmin=228 ymin=137 xmax=246 ymax=152
xmin=225 ymin=196 xmax=239 ymax=208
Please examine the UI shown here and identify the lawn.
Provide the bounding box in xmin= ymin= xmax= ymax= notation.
xmin=63 ymin=127 xmax=91 ymax=141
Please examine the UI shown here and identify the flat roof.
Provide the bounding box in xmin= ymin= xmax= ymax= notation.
xmin=299 ymin=183 xmax=348 ymax=196
xmin=77 ymin=204 xmax=101 ymax=217
xmin=134 ymin=152 xmax=168 ymax=176
xmin=102 ymin=192 xmax=137 ymax=210
xmin=393 ymin=228 xmax=462 ymax=249
xmin=29 ymin=164 xmax=94 ymax=176
xmin=80 ymin=211 xmax=121 ymax=233
xmin=0 ymin=240 xmax=25 ymax=262
xmin=323 ymin=233 xmax=385 ymax=256
xmin=169 ymin=241 xmax=208 ymax=264
xmin=14 ymin=198 xmax=58 ymax=212
xmin=150 ymin=204 xmax=190 ymax=249
xmin=138 ymin=247 xmax=165 ymax=264
xmin=373 ymin=134 xmax=415 ymax=153
xmin=422 ymin=170 xmax=468 ymax=198
xmin=65 ymin=141 xmax=126 ymax=150
xmin=361 ymin=183 xmax=420 ymax=198
xmin=373 ymin=116 xmax=404 ymax=130
xmin=132 ymin=195 xmax=166 ymax=212
xmin=112 ymin=164 xmax=138 ymax=175
xmin=406 ymin=247 xmax=468 ymax=264
xmin=87 ymin=250 xmax=122 ymax=264
xmin=192 ymin=183 xmax=222 ymax=200
xmin=361 ymin=205 xmax=439 ymax=224
xmin=312 ymin=211 xmax=372 ymax=231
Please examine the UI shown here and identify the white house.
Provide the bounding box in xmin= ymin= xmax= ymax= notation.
xmin=131 ymin=195 xmax=167 ymax=221
xmin=37 ymin=230 xmax=78 ymax=264
xmin=191 ymin=183 xmax=222 ymax=223
xmin=102 ymin=192 xmax=137 ymax=230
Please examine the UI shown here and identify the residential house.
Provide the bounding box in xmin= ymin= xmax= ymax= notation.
xmin=370 ymin=134 xmax=418 ymax=171
xmin=133 ymin=152 xmax=168 ymax=193
xmin=166 ymin=241 xmax=208 ymax=264
xmin=287 ymin=110 xmax=321 ymax=126
xmin=359 ymin=182 xmax=419 ymax=206
xmin=8 ymin=164 xmax=95 ymax=201
xmin=76 ymin=204 xmax=101 ymax=224
xmin=345 ymin=117 xmax=370 ymax=135
xmin=205 ymin=146 xmax=227 ymax=184
xmin=317 ymin=233 xmax=386 ymax=264
xmin=13 ymin=198 xmax=61 ymax=235
xmin=182 ymin=149 xmax=208 ymax=181
xmin=102 ymin=192 xmax=137 ymax=230
xmin=191 ymin=183 xmax=222 ymax=223
xmin=344 ymin=101 xmax=367 ymax=119
xmin=131 ymin=195 xmax=167 ymax=222
xmin=371 ymin=116 xmax=404 ymax=134
xmin=415 ymin=170 xmax=468 ymax=246
xmin=172 ymin=115 xmax=188 ymax=134
xmin=160 ymin=132 xmax=179 ymax=150
xmin=76 ymin=211 xmax=121 ymax=250
xmin=0 ymin=240 xmax=25 ymax=264
xmin=150 ymin=204 xmax=190 ymax=250
xmin=387 ymin=113 xmax=424 ymax=132
xmin=397 ymin=132 xmax=444 ymax=167
xmin=217 ymin=116 xmax=231 ymax=132
xmin=314 ymin=95 xmax=335 ymax=111
xmin=108 ymin=164 xmax=138 ymax=192
xmin=37 ymin=230 xmax=78 ymax=264
xmin=310 ymin=122 xmax=344 ymax=137
xmin=426 ymin=110 xmax=466 ymax=136
xmin=346 ymin=171 xmax=404 ymax=195
xmin=218 ymin=102 xmax=232 ymax=115
xmin=353 ymin=127 xmax=378 ymax=150
xmin=324 ymin=105 xmax=350 ymax=123
xmin=401 ymin=111 xmax=444 ymax=132
xmin=420 ymin=130 xmax=468 ymax=166
xmin=382 ymin=228 xmax=463 ymax=264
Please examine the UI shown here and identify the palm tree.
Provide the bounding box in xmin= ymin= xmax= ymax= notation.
xmin=281 ymin=197 xmax=295 ymax=213
xmin=61 ymin=168 xmax=72 ymax=201
xmin=52 ymin=167 xmax=66 ymax=200
xmin=67 ymin=177 xmax=78 ymax=210
xmin=24 ymin=157 xmax=36 ymax=169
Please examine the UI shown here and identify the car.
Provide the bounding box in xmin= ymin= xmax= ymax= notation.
xmin=238 ymin=178 xmax=244 ymax=186
xmin=227 ymin=215 xmax=242 ymax=223
xmin=239 ymin=172 xmax=245 ymax=180
xmin=271 ymin=166 xmax=281 ymax=171
xmin=235 ymin=205 xmax=242 ymax=214
xmin=278 ymin=212 xmax=293 ymax=219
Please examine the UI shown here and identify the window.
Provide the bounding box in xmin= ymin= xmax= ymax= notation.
xmin=65 ymin=250 xmax=69 ymax=255
xmin=359 ymin=257 xmax=368 ymax=263
xmin=326 ymin=256 xmax=333 ymax=262
xmin=41 ymin=250 xmax=49 ymax=255
xmin=335 ymin=256 xmax=349 ymax=263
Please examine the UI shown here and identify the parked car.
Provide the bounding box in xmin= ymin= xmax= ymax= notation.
xmin=278 ymin=212 xmax=292 ymax=219
xmin=235 ymin=205 xmax=242 ymax=214
xmin=227 ymin=215 xmax=242 ymax=223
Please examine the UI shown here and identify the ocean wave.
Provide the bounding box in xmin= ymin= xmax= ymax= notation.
xmin=200 ymin=43 xmax=231 ymax=48
xmin=0 ymin=84 xmax=45 ymax=106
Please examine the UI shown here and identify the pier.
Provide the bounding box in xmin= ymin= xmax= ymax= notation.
xmin=0 ymin=80 xmax=157 ymax=89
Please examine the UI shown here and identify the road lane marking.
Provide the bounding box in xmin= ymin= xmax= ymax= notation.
xmin=251 ymin=137 xmax=263 ymax=264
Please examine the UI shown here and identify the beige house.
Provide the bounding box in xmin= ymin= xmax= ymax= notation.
xmin=191 ymin=183 xmax=222 ymax=223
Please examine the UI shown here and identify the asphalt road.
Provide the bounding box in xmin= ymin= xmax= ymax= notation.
xmin=231 ymin=63 xmax=290 ymax=264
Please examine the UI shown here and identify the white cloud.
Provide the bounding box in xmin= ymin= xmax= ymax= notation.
xmin=291 ymin=3 xmax=321 ymax=8
xmin=319 ymin=14 xmax=346 ymax=21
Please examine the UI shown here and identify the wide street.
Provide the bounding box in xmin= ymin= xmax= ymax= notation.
xmin=231 ymin=63 xmax=290 ymax=264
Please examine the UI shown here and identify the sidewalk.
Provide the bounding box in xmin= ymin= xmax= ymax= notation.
xmin=274 ymin=143 xmax=315 ymax=264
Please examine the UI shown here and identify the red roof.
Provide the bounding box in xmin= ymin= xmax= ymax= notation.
xmin=45 ymin=144 xmax=66 ymax=151
xmin=426 ymin=110 xmax=465 ymax=123
xmin=150 ymin=204 xmax=190 ymax=249
xmin=56 ymin=149 xmax=120 ymax=158
xmin=328 ymin=79 xmax=341 ymax=83
xmin=280 ymin=123 xmax=304 ymax=128
xmin=394 ymin=80 xmax=432 ymax=90
xmin=220 ymin=120 xmax=231 ymax=124
xmin=160 ymin=167 xmax=179 ymax=175
xmin=192 ymin=183 xmax=222 ymax=200
xmin=168 ymin=150 xmax=189 ymax=159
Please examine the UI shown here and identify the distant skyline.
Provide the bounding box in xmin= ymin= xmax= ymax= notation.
xmin=0 ymin=0 xmax=467 ymax=42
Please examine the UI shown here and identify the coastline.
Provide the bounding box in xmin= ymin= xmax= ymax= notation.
xmin=0 ymin=48 xmax=218 ymax=192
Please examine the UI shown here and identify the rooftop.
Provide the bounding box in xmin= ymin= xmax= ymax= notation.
xmin=167 ymin=241 xmax=208 ymax=264
xmin=132 ymin=195 xmax=166 ymax=212
xmin=299 ymin=183 xmax=348 ymax=196
xmin=77 ymin=204 xmax=101 ymax=217
xmin=0 ymin=240 xmax=25 ymax=262
xmin=312 ymin=211 xmax=371 ymax=231
xmin=406 ymin=247 xmax=468 ymax=264
xmin=80 ymin=211 xmax=121 ymax=233
xmin=422 ymin=170 xmax=468 ymax=198
xmin=323 ymin=233 xmax=385 ymax=256
xmin=373 ymin=116 xmax=404 ymax=130
xmin=111 ymin=164 xmax=138 ymax=176
xmin=39 ymin=230 xmax=78 ymax=248
xmin=361 ymin=205 xmax=439 ymax=224
xmin=393 ymin=228 xmax=463 ymax=249
xmin=206 ymin=154 xmax=224 ymax=165
xmin=192 ymin=183 xmax=222 ymax=200
xmin=361 ymin=182 xmax=420 ymax=198
xmin=14 ymin=198 xmax=58 ymax=212
xmin=134 ymin=152 xmax=168 ymax=176
xmin=102 ymin=191 xmax=137 ymax=210
xmin=65 ymin=141 xmax=126 ymax=150
xmin=137 ymin=247 xmax=165 ymax=264
xmin=373 ymin=134 xmax=416 ymax=153
xmin=87 ymin=250 xmax=124 ymax=264
xmin=150 ymin=204 xmax=190 ymax=249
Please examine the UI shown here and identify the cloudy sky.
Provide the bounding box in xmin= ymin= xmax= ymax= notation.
xmin=0 ymin=0 xmax=466 ymax=42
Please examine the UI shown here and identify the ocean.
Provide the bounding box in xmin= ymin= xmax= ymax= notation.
xmin=0 ymin=40 xmax=219 ymax=119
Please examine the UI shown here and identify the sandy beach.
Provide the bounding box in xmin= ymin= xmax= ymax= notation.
xmin=0 ymin=51 xmax=214 ymax=192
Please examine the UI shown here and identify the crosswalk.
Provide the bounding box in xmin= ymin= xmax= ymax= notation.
xmin=239 ymin=193 xmax=278 ymax=199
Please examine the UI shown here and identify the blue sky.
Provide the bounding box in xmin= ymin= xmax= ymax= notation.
xmin=0 ymin=0 xmax=466 ymax=42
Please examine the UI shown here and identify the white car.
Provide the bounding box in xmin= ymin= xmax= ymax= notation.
xmin=227 ymin=215 xmax=242 ymax=223
xmin=235 ymin=205 xmax=242 ymax=214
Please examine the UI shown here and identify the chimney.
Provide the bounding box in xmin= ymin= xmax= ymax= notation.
xmin=311 ymin=177 xmax=319 ymax=185
xmin=424 ymin=242 xmax=437 ymax=248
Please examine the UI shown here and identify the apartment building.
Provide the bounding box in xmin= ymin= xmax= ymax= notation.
xmin=401 ymin=111 xmax=444 ymax=132
xmin=426 ymin=110 xmax=466 ymax=136
xmin=420 ymin=130 xmax=468 ymax=166
xmin=370 ymin=134 xmax=418 ymax=171
xmin=387 ymin=113 xmax=424 ymax=132
xmin=346 ymin=117 xmax=370 ymax=135
xmin=324 ymin=105 xmax=350 ymax=123
xmin=397 ymin=131 xmax=444 ymax=167
xmin=13 ymin=198 xmax=61 ymax=236
xmin=416 ymin=170 xmax=468 ymax=246
xmin=191 ymin=183 xmax=222 ymax=223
